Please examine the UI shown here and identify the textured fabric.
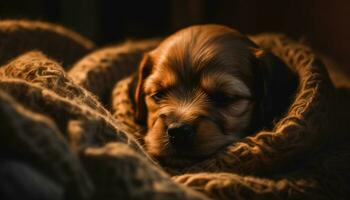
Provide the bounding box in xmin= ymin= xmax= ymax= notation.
xmin=1 ymin=19 xmax=350 ymax=200
xmin=0 ymin=20 xmax=207 ymax=200
xmin=0 ymin=19 xmax=94 ymax=67
xmin=108 ymin=35 xmax=350 ymax=199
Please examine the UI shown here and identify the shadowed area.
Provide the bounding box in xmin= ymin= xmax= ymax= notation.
xmin=0 ymin=19 xmax=349 ymax=200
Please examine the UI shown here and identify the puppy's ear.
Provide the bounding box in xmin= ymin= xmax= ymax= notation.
xmin=134 ymin=54 xmax=153 ymax=124
xmin=250 ymin=48 xmax=298 ymax=131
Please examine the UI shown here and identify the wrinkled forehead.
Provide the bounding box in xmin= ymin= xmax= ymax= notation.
xmin=148 ymin=32 xmax=257 ymax=89
xmin=145 ymin=66 xmax=251 ymax=97
xmin=145 ymin=50 xmax=255 ymax=98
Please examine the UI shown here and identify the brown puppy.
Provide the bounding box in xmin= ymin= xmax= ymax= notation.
xmin=134 ymin=25 xmax=297 ymax=167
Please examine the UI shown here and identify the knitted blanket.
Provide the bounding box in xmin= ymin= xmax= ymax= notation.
xmin=1 ymin=20 xmax=349 ymax=200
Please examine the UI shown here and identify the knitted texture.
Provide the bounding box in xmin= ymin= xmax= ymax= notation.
xmin=1 ymin=19 xmax=350 ymax=200
xmin=0 ymin=20 xmax=207 ymax=200
xmin=107 ymin=35 xmax=350 ymax=199
xmin=68 ymin=39 xmax=160 ymax=105
xmin=0 ymin=19 xmax=94 ymax=67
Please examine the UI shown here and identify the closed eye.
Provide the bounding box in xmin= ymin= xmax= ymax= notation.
xmin=208 ymin=91 xmax=251 ymax=107
xmin=151 ymin=91 xmax=166 ymax=103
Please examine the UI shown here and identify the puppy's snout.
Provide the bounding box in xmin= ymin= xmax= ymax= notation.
xmin=167 ymin=123 xmax=195 ymax=148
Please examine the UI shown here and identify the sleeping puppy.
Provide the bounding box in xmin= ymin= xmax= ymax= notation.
xmin=134 ymin=25 xmax=297 ymax=167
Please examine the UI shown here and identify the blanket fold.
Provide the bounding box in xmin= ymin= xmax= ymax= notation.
xmin=1 ymin=19 xmax=349 ymax=200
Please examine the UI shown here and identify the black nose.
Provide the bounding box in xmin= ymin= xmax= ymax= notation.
xmin=167 ymin=123 xmax=195 ymax=147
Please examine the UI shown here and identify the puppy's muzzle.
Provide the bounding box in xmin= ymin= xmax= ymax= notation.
xmin=167 ymin=122 xmax=195 ymax=148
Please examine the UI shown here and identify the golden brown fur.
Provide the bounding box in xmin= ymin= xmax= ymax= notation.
xmin=134 ymin=25 xmax=297 ymax=167
xmin=2 ymin=19 xmax=347 ymax=199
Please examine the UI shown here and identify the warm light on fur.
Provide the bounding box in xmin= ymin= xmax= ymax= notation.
xmin=134 ymin=24 xmax=295 ymax=167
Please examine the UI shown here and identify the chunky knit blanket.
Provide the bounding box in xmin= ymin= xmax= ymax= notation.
xmin=1 ymin=20 xmax=350 ymax=200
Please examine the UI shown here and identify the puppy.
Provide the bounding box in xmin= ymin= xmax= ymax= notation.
xmin=133 ymin=25 xmax=297 ymax=167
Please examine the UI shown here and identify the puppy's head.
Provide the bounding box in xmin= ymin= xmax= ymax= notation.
xmin=134 ymin=25 xmax=297 ymax=167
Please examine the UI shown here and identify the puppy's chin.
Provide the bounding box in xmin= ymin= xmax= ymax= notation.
xmin=144 ymin=118 xmax=239 ymax=168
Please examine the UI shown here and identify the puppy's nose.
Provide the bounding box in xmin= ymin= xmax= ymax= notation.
xmin=167 ymin=123 xmax=195 ymax=147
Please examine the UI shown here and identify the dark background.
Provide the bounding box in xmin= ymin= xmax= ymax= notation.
xmin=0 ymin=0 xmax=349 ymax=73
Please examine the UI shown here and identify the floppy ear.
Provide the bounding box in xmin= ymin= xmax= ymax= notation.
xmin=134 ymin=54 xmax=153 ymax=124
xmin=250 ymin=48 xmax=298 ymax=131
